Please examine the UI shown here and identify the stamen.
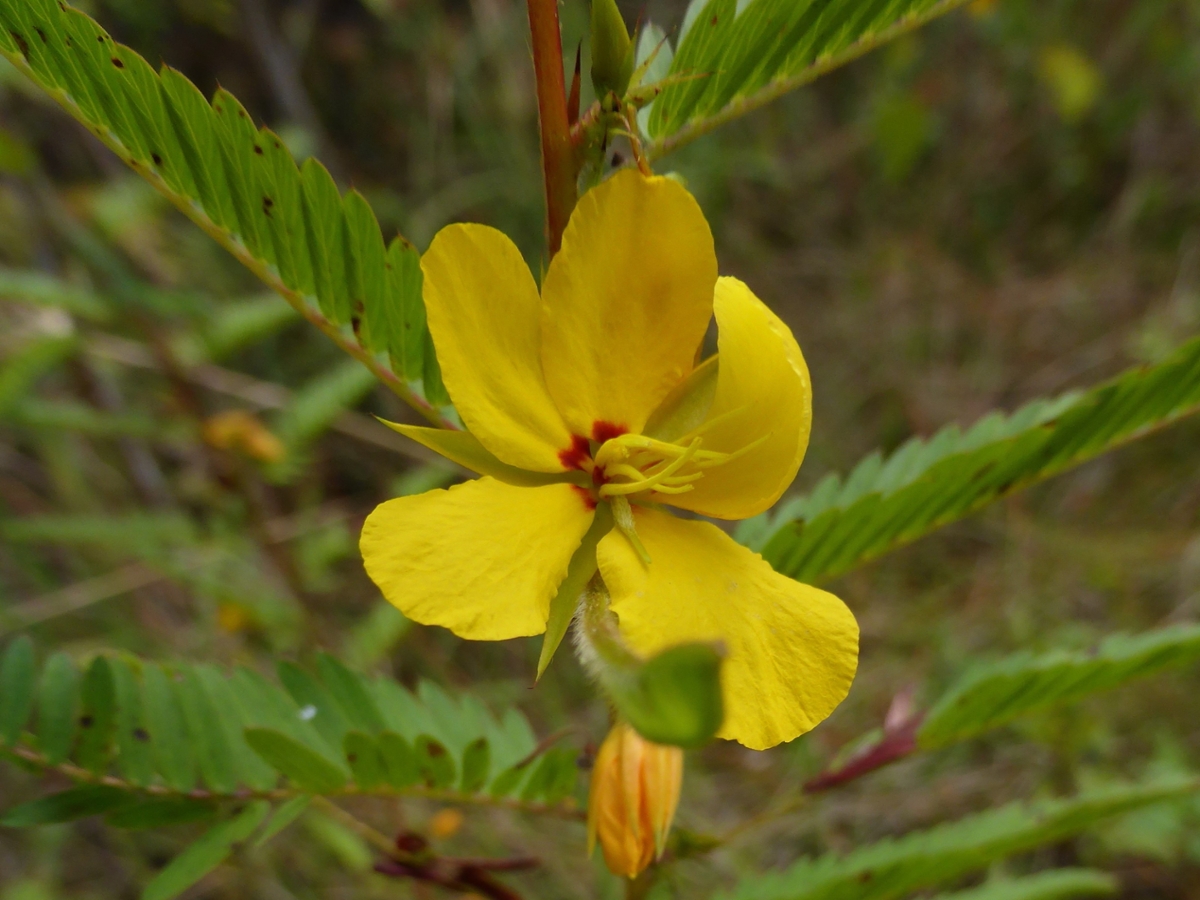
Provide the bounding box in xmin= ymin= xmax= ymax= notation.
xmin=599 ymin=439 xmax=702 ymax=498
xmin=642 ymin=482 xmax=696 ymax=495
xmin=610 ymin=496 xmax=651 ymax=564
xmin=597 ymin=433 xmax=691 ymax=462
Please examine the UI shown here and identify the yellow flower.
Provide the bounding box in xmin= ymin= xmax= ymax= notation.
xmin=360 ymin=170 xmax=858 ymax=750
xmin=588 ymin=722 xmax=682 ymax=878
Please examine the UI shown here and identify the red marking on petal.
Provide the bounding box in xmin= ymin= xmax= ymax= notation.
xmin=558 ymin=434 xmax=591 ymax=470
xmin=572 ymin=485 xmax=597 ymax=511
xmin=591 ymin=420 xmax=628 ymax=443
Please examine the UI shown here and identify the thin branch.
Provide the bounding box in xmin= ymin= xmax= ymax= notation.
xmin=0 ymin=563 xmax=161 ymax=636
xmin=525 ymin=0 xmax=577 ymax=256
xmin=509 ymin=726 xmax=577 ymax=771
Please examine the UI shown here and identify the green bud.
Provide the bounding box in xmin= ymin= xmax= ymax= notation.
xmin=590 ymin=0 xmax=634 ymax=99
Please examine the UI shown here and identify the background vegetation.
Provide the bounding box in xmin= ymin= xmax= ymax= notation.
xmin=3 ymin=0 xmax=1200 ymax=897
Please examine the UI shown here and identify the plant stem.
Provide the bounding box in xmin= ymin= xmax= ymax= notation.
xmin=525 ymin=0 xmax=577 ymax=256
xmin=0 ymin=742 xmax=586 ymax=819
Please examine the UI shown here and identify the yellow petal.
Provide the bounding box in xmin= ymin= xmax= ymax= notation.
xmin=663 ymin=277 xmax=812 ymax=520
xmin=597 ymin=509 xmax=858 ymax=750
xmin=380 ymin=421 xmax=578 ymax=488
xmin=361 ymin=477 xmax=595 ymax=640
xmin=422 ymin=224 xmax=574 ymax=472
xmin=540 ymin=170 xmax=717 ymax=439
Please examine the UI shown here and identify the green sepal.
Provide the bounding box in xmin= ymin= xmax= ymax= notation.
xmin=537 ymin=502 xmax=614 ymax=679
xmin=580 ymin=581 xmax=725 ymax=749
xmin=378 ymin=421 xmax=581 ymax=488
xmin=615 ymin=643 xmax=725 ymax=749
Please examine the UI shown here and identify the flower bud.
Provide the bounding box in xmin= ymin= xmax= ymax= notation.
xmin=587 ymin=722 xmax=683 ymax=878
xmin=203 ymin=409 xmax=285 ymax=463
xmin=590 ymin=0 xmax=634 ymax=99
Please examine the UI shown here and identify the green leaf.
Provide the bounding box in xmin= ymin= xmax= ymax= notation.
xmin=719 ymin=779 xmax=1198 ymax=900
xmin=302 ymin=816 xmax=372 ymax=868
xmin=342 ymin=189 xmax=388 ymax=354
xmin=243 ymin=727 xmax=349 ymax=793
xmin=0 ymin=636 xmax=36 ymax=745
xmin=109 ymin=658 xmax=155 ymax=787
xmin=541 ymin=748 xmax=579 ymax=804
xmin=414 ymin=735 xmax=456 ymax=788
xmin=460 ymin=737 xmax=491 ymax=793
xmin=421 ymin=329 xmax=451 ymax=407
xmin=227 ymin=666 xmax=324 ymax=749
xmin=36 ymin=651 xmax=79 ymax=765
xmin=920 ymin=625 xmax=1200 ymax=749
xmin=647 ymin=0 xmax=973 ymax=157
xmin=384 ymin=236 xmax=425 ymax=381
xmin=302 ymin=811 xmax=372 ymax=871
xmin=520 ymin=747 xmax=577 ymax=803
xmin=487 ymin=708 xmax=538 ymax=783
xmin=315 ymin=653 xmax=386 ymax=735
xmin=254 ymin=796 xmax=311 ymax=847
xmin=377 ymin=730 xmax=419 ymax=789
xmin=0 ymin=0 xmax=445 ymax=424
xmin=106 ymin=798 xmax=218 ymax=830
xmin=1 ymin=785 xmax=130 ymax=826
xmin=418 ymin=680 xmax=480 ymax=760
xmin=1 ymin=642 xmax=555 ymax=805
xmin=751 ymin=331 xmax=1200 ymax=584
xmin=175 ymin=666 xmax=239 ymax=794
xmin=192 ymin=665 xmax=278 ymax=791
xmin=930 ymin=870 xmax=1118 ymax=900
xmin=343 ymin=731 xmax=386 ymax=790
xmin=141 ymin=801 xmax=269 ymax=900
xmin=142 ymin=665 xmax=196 ymax=792
xmin=75 ymin=656 xmax=117 ymax=775
xmin=277 ymin=661 xmax=350 ymax=756
xmin=489 ymin=762 xmax=530 ymax=799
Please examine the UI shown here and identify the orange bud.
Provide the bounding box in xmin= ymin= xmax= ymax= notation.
xmin=587 ymin=722 xmax=683 ymax=879
xmin=429 ymin=807 xmax=464 ymax=839
xmin=203 ymin=409 xmax=285 ymax=464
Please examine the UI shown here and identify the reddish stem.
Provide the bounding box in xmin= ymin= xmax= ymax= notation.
xmin=802 ymin=713 xmax=923 ymax=794
xmin=526 ymin=0 xmax=577 ymax=256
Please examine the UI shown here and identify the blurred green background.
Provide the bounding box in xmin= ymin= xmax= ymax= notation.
xmin=3 ymin=0 xmax=1200 ymax=896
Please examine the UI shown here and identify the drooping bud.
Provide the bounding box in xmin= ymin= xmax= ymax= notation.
xmin=587 ymin=721 xmax=683 ymax=878
xmin=590 ymin=0 xmax=634 ymax=99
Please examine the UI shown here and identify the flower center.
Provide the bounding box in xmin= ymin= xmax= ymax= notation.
xmin=592 ymin=433 xmax=723 ymax=499
xmin=557 ymin=416 xmax=765 ymax=565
